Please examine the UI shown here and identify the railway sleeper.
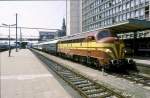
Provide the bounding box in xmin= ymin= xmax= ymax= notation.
xmin=85 ymin=88 xmax=106 ymax=95
xmin=87 ymin=91 xmax=111 ymax=98
xmin=62 ymin=72 xmax=73 ymax=75
xmin=63 ymin=75 xmax=77 ymax=79
xmin=81 ymin=86 xmax=99 ymax=91
xmin=77 ymin=83 xmax=94 ymax=88
xmin=69 ymin=77 xmax=84 ymax=81
xmin=70 ymin=79 xmax=86 ymax=82
xmin=68 ymin=76 xmax=82 ymax=80
xmin=73 ymin=80 xmax=89 ymax=85
xmin=58 ymin=71 xmax=71 ymax=74
xmin=62 ymin=75 xmax=75 ymax=79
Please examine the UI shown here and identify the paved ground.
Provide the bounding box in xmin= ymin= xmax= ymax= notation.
xmin=0 ymin=49 xmax=74 ymax=98
xmin=34 ymin=49 xmax=150 ymax=98
xmin=134 ymin=58 xmax=150 ymax=66
xmin=130 ymin=56 xmax=150 ymax=66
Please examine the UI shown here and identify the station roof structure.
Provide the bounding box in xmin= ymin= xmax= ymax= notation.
xmin=104 ymin=19 xmax=150 ymax=33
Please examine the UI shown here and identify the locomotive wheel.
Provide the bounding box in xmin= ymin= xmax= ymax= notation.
xmin=86 ymin=57 xmax=92 ymax=66
xmin=94 ymin=59 xmax=100 ymax=68
xmin=79 ymin=56 xmax=83 ymax=63
xmin=73 ymin=55 xmax=79 ymax=62
xmin=81 ymin=56 xmax=87 ymax=64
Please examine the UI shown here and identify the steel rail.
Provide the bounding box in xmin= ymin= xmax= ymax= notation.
xmin=31 ymin=49 xmax=127 ymax=98
xmin=122 ymin=74 xmax=150 ymax=87
xmin=115 ymin=73 xmax=150 ymax=87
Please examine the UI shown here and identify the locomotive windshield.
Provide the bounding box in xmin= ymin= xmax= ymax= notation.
xmin=97 ymin=31 xmax=112 ymax=40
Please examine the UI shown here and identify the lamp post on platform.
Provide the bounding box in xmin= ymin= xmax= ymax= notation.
xmin=2 ymin=23 xmax=16 ymax=57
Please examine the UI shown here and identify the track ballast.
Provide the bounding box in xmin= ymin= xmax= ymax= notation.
xmin=32 ymin=49 xmax=127 ymax=98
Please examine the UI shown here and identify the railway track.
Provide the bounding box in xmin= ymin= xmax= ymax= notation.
xmin=113 ymin=73 xmax=150 ymax=87
xmin=32 ymin=50 xmax=127 ymax=98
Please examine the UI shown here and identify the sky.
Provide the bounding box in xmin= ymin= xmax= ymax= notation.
xmin=0 ymin=1 xmax=66 ymax=39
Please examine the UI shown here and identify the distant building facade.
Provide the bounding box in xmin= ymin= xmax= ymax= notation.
xmin=57 ymin=30 xmax=66 ymax=37
xmin=82 ymin=0 xmax=150 ymax=32
xmin=67 ymin=0 xmax=82 ymax=35
xmin=39 ymin=31 xmax=56 ymax=42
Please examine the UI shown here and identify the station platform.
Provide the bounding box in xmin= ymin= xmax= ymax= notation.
xmin=133 ymin=57 xmax=150 ymax=66
xmin=0 ymin=49 xmax=73 ymax=98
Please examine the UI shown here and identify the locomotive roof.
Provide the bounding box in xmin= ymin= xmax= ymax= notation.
xmin=38 ymin=40 xmax=59 ymax=45
xmin=60 ymin=33 xmax=86 ymax=41
xmin=60 ymin=31 xmax=99 ymax=42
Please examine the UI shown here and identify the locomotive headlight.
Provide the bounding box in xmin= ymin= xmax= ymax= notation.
xmin=127 ymin=58 xmax=134 ymax=64
xmin=124 ymin=49 xmax=127 ymax=53
xmin=106 ymin=49 xmax=112 ymax=53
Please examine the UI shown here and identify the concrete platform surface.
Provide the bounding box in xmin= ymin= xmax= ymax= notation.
xmin=34 ymin=49 xmax=150 ymax=98
xmin=0 ymin=49 xmax=73 ymax=98
xmin=134 ymin=58 xmax=150 ymax=66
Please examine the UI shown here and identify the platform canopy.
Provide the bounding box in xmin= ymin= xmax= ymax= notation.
xmin=103 ymin=19 xmax=150 ymax=33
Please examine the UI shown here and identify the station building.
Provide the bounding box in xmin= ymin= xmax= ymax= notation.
xmin=82 ymin=0 xmax=150 ymax=57
xmin=82 ymin=0 xmax=150 ymax=32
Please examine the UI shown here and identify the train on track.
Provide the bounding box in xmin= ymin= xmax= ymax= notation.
xmin=33 ymin=29 xmax=137 ymax=72
xmin=0 ymin=44 xmax=9 ymax=52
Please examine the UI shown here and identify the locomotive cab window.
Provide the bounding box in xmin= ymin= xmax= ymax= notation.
xmin=97 ymin=31 xmax=111 ymax=40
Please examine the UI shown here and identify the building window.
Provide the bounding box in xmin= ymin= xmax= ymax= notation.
xmin=116 ymin=7 xmax=119 ymax=13
xmin=106 ymin=2 xmax=109 ymax=8
xmin=116 ymin=0 xmax=119 ymax=3
xmin=113 ymin=8 xmax=115 ymax=14
xmin=116 ymin=16 xmax=119 ymax=22
xmin=98 ymin=21 xmax=101 ymax=27
xmin=126 ymin=2 xmax=130 ymax=9
xmin=135 ymin=0 xmax=139 ymax=5
xmin=118 ymin=0 xmax=121 ymax=2
xmin=110 ymin=9 xmax=112 ymax=15
xmin=112 ymin=0 xmax=115 ymax=5
xmin=131 ymin=0 xmax=134 ymax=7
xmin=123 ymin=14 xmax=126 ymax=20
xmin=109 ymin=2 xmax=112 ymax=7
xmin=110 ymin=18 xmax=112 ymax=24
xmin=123 ymin=4 xmax=126 ymax=10
xmin=135 ymin=10 xmax=139 ymax=17
xmin=119 ymin=15 xmax=122 ymax=21
xmin=127 ymin=12 xmax=130 ymax=19
xmin=119 ymin=5 xmax=122 ymax=11
xmin=139 ymin=8 xmax=144 ymax=16
xmin=145 ymin=0 xmax=149 ymax=2
xmin=131 ymin=11 xmax=134 ymax=18
xmin=101 ymin=21 xmax=104 ymax=26
xmin=112 ymin=17 xmax=116 ymax=24
xmin=140 ymin=0 xmax=145 ymax=4
xmin=99 ymin=6 xmax=101 ymax=11
xmin=99 ymin=14 xmax=102 ymax=19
